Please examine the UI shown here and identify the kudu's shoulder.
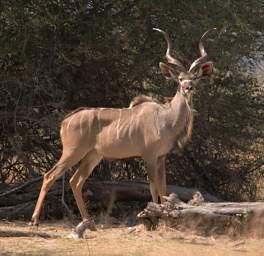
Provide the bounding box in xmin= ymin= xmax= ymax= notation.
xmin=129 ymin=95 xmax=160 ymax=108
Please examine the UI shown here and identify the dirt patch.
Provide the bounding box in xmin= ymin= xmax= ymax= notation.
xmin=0 ymin=221 xmax=263 ymax=256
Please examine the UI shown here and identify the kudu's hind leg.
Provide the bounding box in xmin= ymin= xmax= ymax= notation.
xmin=69 ymin=150 xmax=102 ymax=226
xmin=31 ymin=151 xmax=85 ymax=226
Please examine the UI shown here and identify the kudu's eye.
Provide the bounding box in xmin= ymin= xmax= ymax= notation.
xmin=179 ymin=77 xmax=183 ymax=82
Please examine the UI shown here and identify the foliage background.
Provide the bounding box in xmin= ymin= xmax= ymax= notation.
xmin=0 ymin=0 xmax=263 ymax=201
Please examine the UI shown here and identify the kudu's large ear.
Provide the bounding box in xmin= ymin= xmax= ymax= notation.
xmin=196 ymin=61 xmax=213 ymax=77
xmin=159 ymin=62 xmax=178 ymax=80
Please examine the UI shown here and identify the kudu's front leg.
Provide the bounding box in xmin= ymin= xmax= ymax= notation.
xmin=145 ymin=157 xmax=159 ymax=203
xmin=157 ymin=155 xmax=167 ymax=203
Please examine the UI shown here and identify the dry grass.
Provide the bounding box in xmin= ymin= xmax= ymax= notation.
xmin=0 ymin=221 xmax=263 ymax=256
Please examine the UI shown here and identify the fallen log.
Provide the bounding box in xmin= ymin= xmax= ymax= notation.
xmin=0 ymin=202 xmax=35 ymax=220
xmin=0 ymin=178 xmax=222 ymax=220
xmin=137 ymin=192 xmax=264 ymax=237
xmin=83 ymin=180 xmax=222 ymax=203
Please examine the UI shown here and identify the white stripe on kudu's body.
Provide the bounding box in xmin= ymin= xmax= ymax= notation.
xmin=66 ymin=115 xmax=75 ymax=131
xmin=31 ymin=28 xmax=216 ymax=237
xmin=116 ymin=109 xmax=122 ymax=139
xmin=128 ymin=108 xmax=134 ymax=144
xmin=79 ymin=111 xmax=85 ymax=136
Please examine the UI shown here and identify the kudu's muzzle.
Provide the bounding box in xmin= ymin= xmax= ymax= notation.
xmin=181 ymin=80 xmax=194 ymax=92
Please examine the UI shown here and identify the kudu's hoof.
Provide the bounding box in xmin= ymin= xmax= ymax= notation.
xmin=67 ymin=231 xmax=83 ymax=239
xmin=80 ymin=218 xmax=97 ymax=231
xmin=67 ymin=219 xmax=96 ymax=239
xmin=28 ymin=221 xmax=39 ymax=228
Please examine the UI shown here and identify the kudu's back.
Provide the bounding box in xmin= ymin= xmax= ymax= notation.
xmin=60 ymin=95 xmax=192 ymax=160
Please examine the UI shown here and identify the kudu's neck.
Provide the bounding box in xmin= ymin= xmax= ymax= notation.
xmin=171 ymin=91 xmax=193 ymax=110
xmin=169 ymin=90 xmax=194 ymax=142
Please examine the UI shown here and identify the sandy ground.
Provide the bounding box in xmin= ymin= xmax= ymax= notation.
xmin=0 ymin=221 xmax=263 ymax=256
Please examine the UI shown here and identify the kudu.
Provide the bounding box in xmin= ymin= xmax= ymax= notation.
xmin=30 ymin=28 xmax=215 ymax=237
